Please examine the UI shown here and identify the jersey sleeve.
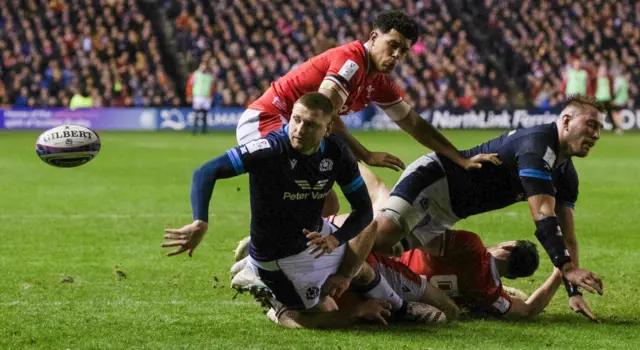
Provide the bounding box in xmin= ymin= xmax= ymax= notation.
xmin=228 ymin=136 xmax=282 ymax=175
xmin=371 ymin=75 xmax=405 ymax=108
xmin=321 ymin=51 xmax=367 ymax=103
xmin=554 ymin=160 xmax=579 ymax=209
xmin=371 ymin=76 xmax=410 ymax=121
xmin=515 ymin=137 xmax=556 ymax=198
xmin=478 ymin=255 xmax=513 ymax=315
xmin=335 ymin=144 xmax=365 ymax=195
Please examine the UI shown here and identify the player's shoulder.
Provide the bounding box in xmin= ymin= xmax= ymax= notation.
xmin=331 ymin=40 xmax=367 ymax=61
xmin=323 ymin=133 xmax=353 ymax=158
xmin=445 ymin=230 xmax=486 ymax=257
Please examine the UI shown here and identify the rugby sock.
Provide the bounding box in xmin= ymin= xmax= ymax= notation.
xmin=361 ymin=269 xmax=404 ymax=310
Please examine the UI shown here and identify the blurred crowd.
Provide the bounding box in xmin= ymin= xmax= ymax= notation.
xmin=0 ymin=0 xmax=180 ymax=108
xmin=490 ymin=0 xmax=640 ymax=109
xmin=0 ymin=0 xmax=637 ymax=111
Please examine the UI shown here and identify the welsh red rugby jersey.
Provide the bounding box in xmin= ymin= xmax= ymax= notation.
xmin=398 ymin=230 xmax=513 ymax=315
xmin=249 ymin=41 xmax=404 ymax=118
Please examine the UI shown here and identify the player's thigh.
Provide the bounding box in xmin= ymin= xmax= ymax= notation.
xmin=253 ymin=219 xmax=345 ymax=310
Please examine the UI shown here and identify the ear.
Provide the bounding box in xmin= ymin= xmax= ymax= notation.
xmin=561 ymin=114 xmax=572 ymax=131
xmin=369 ymin=30 xmax=378 ymax=44
xmin=325 ymin=120 xmax=333 ymax=136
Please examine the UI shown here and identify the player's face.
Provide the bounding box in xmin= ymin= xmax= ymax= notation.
xmin=369 ymin=29 xmax=412 ymax=74
xmin=563 ymin=107 xmax=603 ymax=157
xmin=288 ymin=104 xmax=331 ymax=155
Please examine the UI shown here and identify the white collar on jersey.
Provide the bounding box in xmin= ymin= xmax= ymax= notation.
xmin=363 ymin=41 xmax=371 ymax=75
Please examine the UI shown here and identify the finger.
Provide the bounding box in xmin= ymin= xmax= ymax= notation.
xmin=161 ymin=240 xmax=187 ymax=248
xmin=309 ymin=244 xmax=323 ymax=255
xmin=583 ymin=277 xmax=601 ymax=294
xmin=316 ymin=247 xmax=333 ymax=259
xmin=591 ymin=273 xmax=604 ymax=294
xmin=302 ymin=228 xmax=311 ymax=236
xmin=167 ymin=247 xmax=188 ymax=256
xmin=374 ymin=313 xmax=388 ymax=326
xmin=305 ymin=231 xmax=321 ymax=240
xmin=381 ymin=309 xmax=392 ymax=318
xmin=306 ymin=237 xmax=324 ymax=247
xmin=163 ymin=233 xmax=183 ymax=240
xmin=576 ymin=280 xmax=598 ymax=294
xmin=164 ymin=228 xmax=180 ymax=234
xmin=580 ymin=306 xmax=599 ymax=323
xmin=382 ymin=162 xmax=402 ymax=172
xmin=335 ymin=286 xmax=347 ymax=299
xmin=386 ymin=156 xmax=406 ymax=170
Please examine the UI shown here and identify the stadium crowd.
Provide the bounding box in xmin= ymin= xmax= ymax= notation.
xmin=490 ymin=0 xmax=640 ymax=109
xmin=0 ymin=0 xmax=181 ymax=108
xmin=0 ymin=0 xmax=637 ymax=110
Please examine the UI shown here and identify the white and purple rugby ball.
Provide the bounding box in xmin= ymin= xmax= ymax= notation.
xmin=36 ymin=125 xmax=101 ymax=168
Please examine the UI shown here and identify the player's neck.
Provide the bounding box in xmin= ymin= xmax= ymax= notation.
xmin=555 ymin=121 xmax=573 ymax=161
xmin=363 ymin=41 xmax=378 ymax=75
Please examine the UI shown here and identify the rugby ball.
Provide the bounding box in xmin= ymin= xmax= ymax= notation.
xmin=35 ymin=125 xmax=101 ymax=168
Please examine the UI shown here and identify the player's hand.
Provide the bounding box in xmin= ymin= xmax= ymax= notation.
xmin=569 ymin=295 xmax=599 ymax=323
xmin=162 ymin=220 xmax=208 ymax=257
xmin=322 ymin=274 xmax=351 ymax=299
xmin=563 ymin=266 xmax=603 ymax=295
xmin=356 ymin=299 xmax=392 ymax=326
xmin=304 ymin=229 xmax=339 ymax=258
xmin=462 ymin=153 xmax=501 ymax=170
xmin=365 ymin=152 xmax=405 ymax=172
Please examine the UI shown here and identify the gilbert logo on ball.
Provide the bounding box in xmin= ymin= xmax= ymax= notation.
xmin=36 ymin=125 xmax=101 ymax=168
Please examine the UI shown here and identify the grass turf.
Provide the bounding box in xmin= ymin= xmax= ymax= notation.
xmin=1 ymin=129 xmax=639 ymax=349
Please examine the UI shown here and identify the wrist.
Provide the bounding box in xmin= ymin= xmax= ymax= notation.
xmin=193 ymin=220 xmax=208 ymax=229
xmin=560 ymin=261 xmax=574 ymax=275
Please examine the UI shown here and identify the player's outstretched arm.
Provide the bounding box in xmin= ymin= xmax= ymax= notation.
xmin=526 ymin=194 xmax=603 ymax=295
xmin=505 ymin=269 xmax=563 ymax=319
xmin=318 ymin=85 xmax=405 ymax=171
xmin=393 ymin=108 xmax=500 ymax=170
xmin=162 ymin=150 xmax=246 ymax=257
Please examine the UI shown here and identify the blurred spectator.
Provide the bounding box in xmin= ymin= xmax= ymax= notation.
xmin=186 ymin=60 xmax=216 ymax=134
xmin=69 ymin=85 xmax=93 ymax=109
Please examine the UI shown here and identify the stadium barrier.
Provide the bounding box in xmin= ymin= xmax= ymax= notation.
xmin=2 ymin=106 xmax=639 ymax=131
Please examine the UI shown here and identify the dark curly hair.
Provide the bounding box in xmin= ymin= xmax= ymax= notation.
xmin=506 ymin=240 xmax=540 ymax=279
xmin=372 ymin=10 xmax=420 ymax=45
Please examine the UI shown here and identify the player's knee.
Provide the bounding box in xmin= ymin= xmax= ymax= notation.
xmin=352 ymin=262 xmax=376 ymax=286
xmin=371 ymin=215 xmax=405 ymax=253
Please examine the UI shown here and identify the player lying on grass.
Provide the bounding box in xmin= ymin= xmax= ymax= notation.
xmin=235 ymin=9 xmax=498 ymax=217
xmin=327 ymin=164 xmax=579 ymax=320
xmin=162 ymin=92 xmax=445 ymax=327
xmin=327 ymin=95 xmax=605 ymax=319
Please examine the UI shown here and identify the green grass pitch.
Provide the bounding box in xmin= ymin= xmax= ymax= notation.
xmin=1 ymin=129 xmax=639 ymax=349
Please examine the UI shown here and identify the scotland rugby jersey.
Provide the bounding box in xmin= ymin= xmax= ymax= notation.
xmin=438 ymin=123 xmax=578 ymax=218
xmin=191 ymin=125 xmax=367 ymax=262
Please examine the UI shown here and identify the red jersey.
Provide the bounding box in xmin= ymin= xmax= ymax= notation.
xmin=397 ymin=230 xmax=513 ymax=315
xmin=249 ymin=41 xmax=404 ymax=119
